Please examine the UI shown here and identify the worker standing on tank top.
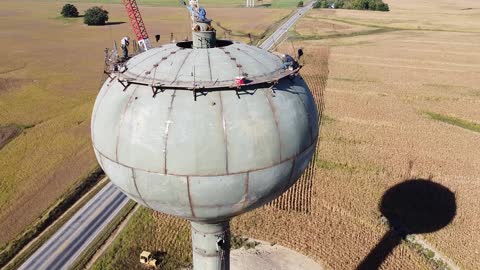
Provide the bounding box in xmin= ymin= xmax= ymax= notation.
xmin=121 ymin=36 xmax=130 ymax=60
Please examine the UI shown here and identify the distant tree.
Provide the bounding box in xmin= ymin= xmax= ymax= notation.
xmin=301 ymin=0 xmax=389 ymax=11
xmin=343 ymin=0 xmax=389 ymax=11
xmin=313 ymin=0 xmax=329 ymax=8
xmin=334 ymin=0 xmax=345 ymax=8
xmin=60 ymin=4 xmax=79 ymax=18
xmin=351 ymin=0 xmax=368 ymax=10
xmin=368 ymin=0 xmax=378 ymax=10
xmin=297 ymin=1 xmax=304 ymax=7
xmin=376 ymin=2 xmax=389 ymax=11
xmin=84 ymin=6 xmax=109 ymax=26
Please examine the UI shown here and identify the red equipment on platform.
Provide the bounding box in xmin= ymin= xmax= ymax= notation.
xmin=123 ymin=0 xmax=152 ymax=51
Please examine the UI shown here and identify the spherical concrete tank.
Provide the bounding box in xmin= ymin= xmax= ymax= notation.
xmin=92 ymin=34 xmax=318 ymax=269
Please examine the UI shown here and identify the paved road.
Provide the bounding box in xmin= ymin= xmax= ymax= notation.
xmin=17 ymin=3 xmax=313 ymax=270
xmin=259 ymin=0 xmax=315 ymax=50
xmin=18 ymin=183 xmax=129 ymax=270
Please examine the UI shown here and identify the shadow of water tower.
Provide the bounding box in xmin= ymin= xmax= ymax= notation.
xmin=357 ymin=179 xmax=456 ymax=270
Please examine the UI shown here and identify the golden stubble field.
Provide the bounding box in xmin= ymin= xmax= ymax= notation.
xmin=0 ymin=0 xmax=289 ymax=247
xmin=95 ymin=0 xmax=480 ymax=269
xmin=273 ymin=0 xmax=480 ymax=268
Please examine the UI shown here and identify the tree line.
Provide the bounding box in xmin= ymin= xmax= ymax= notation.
xmin=61 ymin=4 xmax=110 ymax=25
xmin=313 ymin=0 xmax=390 ymax=11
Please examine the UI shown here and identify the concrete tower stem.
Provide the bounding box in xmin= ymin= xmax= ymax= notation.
xmin=191 ymin=221 xmax=230 ymax=270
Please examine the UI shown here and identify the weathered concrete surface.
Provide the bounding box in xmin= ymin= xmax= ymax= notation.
xmin=231 ymin=240 xmax=323 ymax=270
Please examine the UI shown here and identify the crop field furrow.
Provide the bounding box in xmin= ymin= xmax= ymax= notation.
xmin=267 ymin=46 xmax=329 ymax=214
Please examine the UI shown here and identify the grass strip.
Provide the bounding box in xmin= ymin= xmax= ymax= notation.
xmin=379 ymin=217 xmax=454 ymax=270
xmin=231 ymin=235 xmax=260 ymax=250
xmin=0 ymin=166 xmax=105 ymax=269
xmin=69 ymin=200 xmax=137 ymax=270
xmin=317 ymin=159 xmax=356 ymax=172
xmin=290 ymin=27 xmax=397 ymax=40
xmin=312 ymin=16 xmax=479 ymax=34
xmin=425 ymin=111 xmax=480 ymax=133
xmin=404 ymin=236 xmax=452 ymax=270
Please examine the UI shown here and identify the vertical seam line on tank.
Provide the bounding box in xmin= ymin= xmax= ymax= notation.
xmin=206 ymin=49 xmax=213 ymax=81
xmin=131 ymin=168 xmax=152 ymax=208
xmin=291 ymin=79 xmax=315 ymax=145
xmin=286 ymin=158 xmax=296 ymax=192
xmin=264 ymin=90 xmax=283 ymax=161
xmin=151 ymin=65 xmax=158 ymax=86
xmin=91 ymin=81 xmax=114 ymax=148
xmin=97 ymin=153 xmax=105 ymax=170
xmin=130 ymin=48 xmax=181 ymax=81
xmin=131 ymin=49 xmax=180 ymax=81
xmin=237 ymin=46 xmax=271 ymax=70
xmin=243 ymin=172 xmax=250 ymax=208
xmin=170 ymin=50 xmax=194 ymax=84
xmin=127 ymin=47 xmax=164 ymax=69
xmin=135 ymin=65 xmax=159 ymax=81
xmin=222 ymin=48 xmax=244 ymax=75
xmin=127 ymin=46 xmax=172 ymax=71
xmin=218 ymin=91 xmax=229 ymax=173
xmin=115 ymin=85 xmax=140 ymax=162
xmin=252 ymin=44 xmax=281 ymax=63
xmin=163 ymin=90 xmax=177 ymax=174
xmin=187 ymin=176 xmax=196 ymax=218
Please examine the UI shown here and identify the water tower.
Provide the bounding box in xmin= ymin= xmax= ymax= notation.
xmin=92 ymin=11 xmax=318 ymax=270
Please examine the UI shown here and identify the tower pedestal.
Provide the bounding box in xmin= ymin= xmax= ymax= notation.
xmin=191 ymin=221 xmax=230 ymax=270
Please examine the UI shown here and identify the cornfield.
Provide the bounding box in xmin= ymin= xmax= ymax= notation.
xmin=267 ymin=46 xmax=330 ymax=214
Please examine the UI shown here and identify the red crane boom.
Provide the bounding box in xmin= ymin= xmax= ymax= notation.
xmin=123 ymin=0 xmax=152 ymax=51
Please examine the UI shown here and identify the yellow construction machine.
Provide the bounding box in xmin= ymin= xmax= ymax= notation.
xmin=140 ymin=251 xmax=158 ymax=268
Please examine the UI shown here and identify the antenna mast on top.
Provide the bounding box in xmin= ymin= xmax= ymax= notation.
xmin=123 ymin=0 xmax=152 ymax=51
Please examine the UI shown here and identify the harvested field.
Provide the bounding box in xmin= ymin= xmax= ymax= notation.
xmin=0 ymin=0 xmax=289 ymax=248
xmin=0 ymin=125 xmax=22 ymax=151
xmin=293 ymin=16 xmax=370 ymax=38
xmin=307 ymin=0 xmax=480 ymax=32
xmin=95 ymin=0 xmax=480 ymax=269
xmin=263 ymin=0 xmax=306 ymax=8
xmin=0 ymin=78 xmax=31 ymax=93
xmin=281 ymin=0 xmax=479 ymax=268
